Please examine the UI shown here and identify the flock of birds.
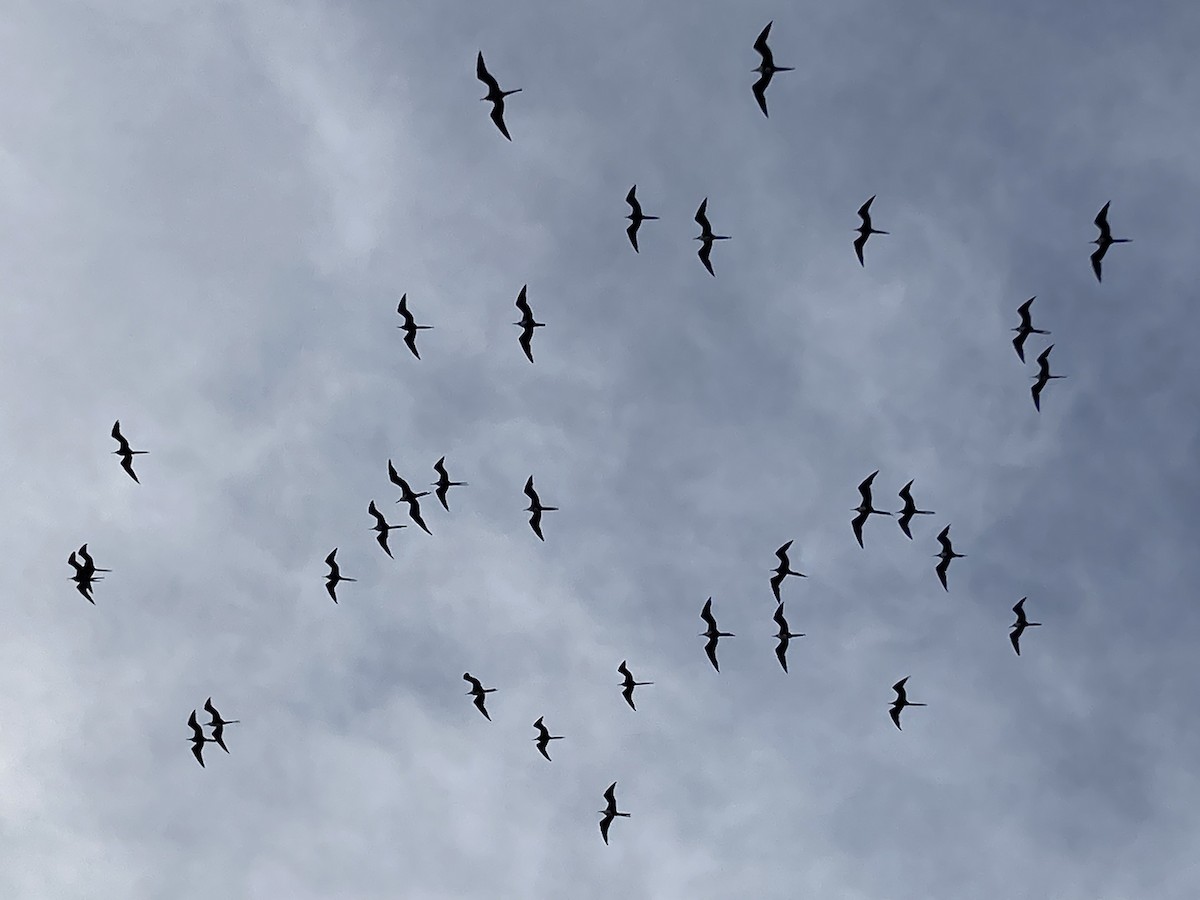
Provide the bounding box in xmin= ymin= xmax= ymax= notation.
xmin=66 ymin=20 xmax=1129 ymax=847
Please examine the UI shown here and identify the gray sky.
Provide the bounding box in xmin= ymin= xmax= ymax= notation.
xmin=3 ymin=0 xmax=1200 ymax=897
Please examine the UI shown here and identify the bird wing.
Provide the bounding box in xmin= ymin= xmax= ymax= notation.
xmin=325 ymin=580 xmax=339 ymax=603
xmin=1094 ymin=201 xmax=1111 ymax=237
xmin=1013 ymin=330 xmax=1028 ymax=362
xmin=704 ymin=635 xmax=721 ymax=672
xmin=473 ymin=694 xmax=491 ymax=720
xmin=529 ymin=509 xmax=545 ymax=541
xmin=694 ymin=198 xmax=709 ymax=230
xmin=770 ymin=571 xmax=784 ymax=603
xmin=889 ymin=706 xmax=903 ymax=730
xmin=435 ymin=484 xmax=450 ymax=511
xmin=518 ymin=325 xmax=535 ymax=362
xmin=936 ymin=557 xmax=950 ymax=591
xmin=538 ymin=742 xmax=552 ymax=761
xmin=1090 ymin=246 xmax=1104 ymax=282
xmin=463 ymin=673 xmax=483 ymax=692
xmin=898 ymin=480 xmax=914 ymax=505
xmin=325 ymin=548 xmax=339 ymax=572
xmin=622 ymin=685 xmax=636 ymax=710
xmin=515 ymin=285 xmax=532 ymax=319
xmin=1031 ymin=377 xmax=1044 ymax=411
xmin=698 ymin=240 xmax=715 ymax=276
xmin=375 ymin=529 xmax=393 ymax=558
xmin=212 ymin=722 xmax=229 ymax=752
xmin=1010 ymin=628 xmax=1022 ymax=656
xmin=892 ymin=677 xmax=909 ymax=699
xmin=700 ymin=597 xmax=716 ymax=629
xmin=387 ymin=460 xmax=405 ymax=491
xmin=524 ymin=477 xmax=539 ymax=504
xmin=403 ymin=329 xmax=421 ymax=359
xmin=120 ymin=455 xmax=140 ymax=483
xmin=204 ymin=697 xmax=218 ymax=719
xmin=753 ymin=22 xmax=774 ymax=62
xmin=489 ymin=101 xmax=512 ymax=141
xmin=533 ymin=718 xmax=548 ymax=740
xmin=1017 ymin=297 xmax=1034 ymax=327
xmin=600 ymin=814 xmax=612 ymax=844
xmin=433 ymin=457 xmax=447 ymax=479
xmin=191 ymin=741 xmax=206 ymax=767
xmin=773 ymin=603 xmax=787 ymax=630
xmin=476 ymin=52 xmax=499 ymax=92
xmin=111 ymin=420 xmax=123 ymax=442
xmin=75 ymin=581 xmax=95 ymax=603
xmin=898 ymin=512 xmax=913 ymax=540
xmin=853 ymin=232 xmax=867 ymax=266
xmin=368 ymin=501 xmax=386 ymax=528
xmin=752 ymin=72 xmax=771 ymax=118
xmin=626 ymin=220 xmax=640 ymax=252
xmin=935 ymin=526 xmax=951 ymax=552
xmin=396 ymin=294 xmax=413 ymax=324
xmin=604 ymin=782 xmax=618 ymax=806
xmin=857 ymin=196 xmax=875 ymax=222
xmin=851 ymin=510 xmax=868 ymax=548
xmin=625 ymin=185 xmax=640 ymax=216
xmin=775 ymin=541 xmax=792 ymax=567
xmin=775 ymin=639 xmax=789 ymax=673
xmin=408 ymin=503 xmax=432 ymax=536
xmin=857 ymin=471 xmax=877 ymax=505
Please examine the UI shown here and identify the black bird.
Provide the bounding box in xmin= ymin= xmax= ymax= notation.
xmin=395 ymin=294 xmax=433 ymax=360
xmin=751 ymin=21 xmax=793 ymax=118
xmin=896 ymin=480 xmax=935 ymax=540
xmin=1090 ymin=201 xmax=1130 ymax=283
xmin=852 ymin=470 xmax=892 ymax=548
xmin=1009 ymin=597 xmax=1042 ymax=656
xmin=770 ymin=540 xmax=806 ymax=602
xmin=388 ymin=460 xmax=433 ymax=535
xmin=1031 ymin=344 xmax=1065 ymax=412
xmin=523 ymin=476 xmax=557 ymax=541
xmin=76 ymin=543 xmax=109 ymax=581
xmin=772 ymin=602 xmax=805 ymax=673
xmin=67 ymin=551 xmax=97 ymax=603
xmin=853 ymin=195 xmax=888 ymax=266
xmin=1011 ymin=297 xmax=1050 ymax=364
xmin=694 ymin=198 xmax=730 ymax=277
xmin=431 ymin=457 xmax=466 ymax=512
xmin=476 ymin=52 xmax=521 ymax=141
xmin=598 ymin=782 xmax=630 ymax=845
xmin=203 ymin=697 xmax=239 ymax=753
xmin=699 ymin=597 xmax=734 ymax=673
xmin=532 ymin=716 xmax=563 ymax=761
xmin=463 ymin=672 xmax=495 ymax=721
xmin=367 ymin=500 xmax=405 ymax=558
xmin=111 ymin=420 xmax=147 ymax=483
xmin=934 ymin=525 xmax=965 ymax=591
xmin=889 ymin=677 xmax=926 ymax=731
xmin=617 ymin=660 xmax=652 ymax=711
xmin=324 ymin=548 xmax=355 ymax=603
xmin=187 ymin=709 xmax=215 ymax=768
xmin=513 ymin=285 xmax=544 ymax=364
xmin=624 ymin=185 xmax=658 ymax=253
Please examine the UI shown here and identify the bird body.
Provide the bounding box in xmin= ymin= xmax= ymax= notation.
xmin=463 ymin=672 xmax=495 ymax=720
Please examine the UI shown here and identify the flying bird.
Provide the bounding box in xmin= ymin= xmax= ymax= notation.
xmin=1009 ymin=597 xmax=1042 ymax=656
xmin=368 ymin=500 xmax=405 ymax=558
xmin=431 ymin=457 xmax=467 ymax=511
xmin=513 ymin=285 xmax=545 ymax=363
xmin=624 ymin=185 xmax=658 ymax=253
xmin=694 ymin=198 xmax=730 ymax=276
xmin=598 ymin=782 xmax=630 ymax=845
xmin=1031 ymin=344 xmax=1065 ymax=412
xmin=896 ymin=480 xmax=935 ymax=540
xmin=751 ymin=21 xmax=793 ymax=118
xmin=463 ymin=672 xmax=495 ymax=721
xmin=889 ymin=677 xmax=926 ymax=731
xmin=934 ymin=525 xmax=965 ymax=591
xmin=1011 ymin=297 xmax=1050 ymax=363
xmin=852 ymin=470 xmax=892 ymax=548
xmin=324 ymin=548 xmax=355 ymax=603
xmin=772 ymin=602 xmax=805 ymax=673
xmin=395 ymin=294 xmax=433 ymax=360
xmin=617 ymin=660 xmax=652 ymax=711
xmin=476 ymin=52 xmax=521 ymax=141
xmin=699 ymin=597 xmax=734 ymax=673
xmin=110 ymin=420 xmax=147 ymax=483
xmin=187 ymin=709 xmax=216 ymax=767
xmin=1090 ymin=201 xmax=1130 ymax=283
xmin=523 ymin=476 xmax=557 ymax=541
xmin=68 ymin=543 xmax=109 ymax=603
xmin=853 ymin=195 xmax=888 ymax=266
xmin=532 ymin=716 xmax=563 ymax=761
xmin=203 ymin=697 xmax=239 ymax=753
xmin=389 ymin=460 xmax=433 ymax=535
xmin=770 ymin=540 xmax=806 ymax=602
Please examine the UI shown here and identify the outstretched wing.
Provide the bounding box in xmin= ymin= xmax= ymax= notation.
xmin=698 ymin=241 xmax=715 ymax=277
xmin=851 ymin=510 xmax=868 ymax=548
xmin=936 ymin=556 xmax=950 ymax=591
xmin=476 ymin=52 xmax=500 ymax=93
xmin=752 ymin=72 xmax=771 ymax=118
xmin=489 ymin=101 xmax=511 ymax=141
xmin=626 ymin=220 xmax=640 ymax=252
xmin=704 ymin=635 xmax=721 ymax=672
xmin=518 ymin=325 xmax=535 ymax=362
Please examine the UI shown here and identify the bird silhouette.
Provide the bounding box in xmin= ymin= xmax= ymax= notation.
xmin=624 ymin=185 xmax=658 ymax=253
xmin=852 ymin=470 xmax=892 ymax=548
xmin=1031 ymin=344 xmax=1065 ymax=412
xmin=463 ymin=672 xmax=495 ymax=721
xmin=110 ymin=420 xmax=147 ymax=483
xmin=896 ymin=480 xmax=935 ymax=540
xmin=1009 ymin=597 xmax=1042 ymax=656
xmin=324 ymin=548 xmax=355 ymax=603
xmin=187 ymin=709 xmax=216 ymax=767
xmin=853 ymin=195 xmax=888 ymax=266
xmin=389 ymin=460 xmax=433 ymax=535
xmin=368 ymin=500 xmax=405 ymax=558
xmin=1090 ymin=201 xmax=1130 ymax=283
xmin=751 ymin=21 xmax=793 ymax=117
xmin=617 ymin=660 xmax=652 ymax=711
xmin=934 ymin=525 xmax=965 ymax=591
xmin=770 ymin=540 xmax=806 ymax=602
xmin=889 ymin=677 xmax=926 ymax=730
xmin=523 ymin=476 xmax=557 ymax=541
xmin=772 ymin=602 xmax=805 ymax=673
xmin=1011 ymin=297 xmax=1050 ymax=363
xmin=68 ymin=543 xmax=109 ymax=603
xmin=694 ymin=198 xmax=730 ymax=276
xmin=513 ymin=285 xmax=544 ymax=363
xmin=431 ymin=457 xmax=466 ymax=512
xmin=699 ymin=597 xmax=734 ymax=672
xmin=476 ymin=52 xmax=521 ymax=141
xmin=396 ymin=294 xmax=433 ymax=360
xmin=598 ymin=782 xmax=630 ymax=845
xmin=532 ymin=716 xmax=564 ymax=761
xmin=203 ymin=697 xmax=239 ymax=753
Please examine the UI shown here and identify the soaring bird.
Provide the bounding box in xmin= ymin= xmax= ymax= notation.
xmin=772 ymin=602 xmax=805 ymax=673
xmin=751 ymin=21 xmax=793 ymax=118
xmin=523 ymin=476 xmax=557 ymax=541
xmin=68 ymin=543 xmax=109 ymax=603
xmin=110 ymin=420 xmax=147 ymax=483
xmin=770 ymin=540 xmax=806 ymax=602
xmin=852 ymin=470 xmax=892 ymax=548
xmin=203 ymin=697 xmax=239 ymax=753
xmin=889 ymin=677 xmax=926 ymax=730
xmin=367 ymin=500 xmax=405 ymax=558
xmin=476 ymin=52 xmax=521 ymax=141
xmin=617 ymin=660 xmax=652 ymax=711
xmin=396 ymin=294 xmax=433 ymax=360
xmin=532 ymin=716 xmax=564 ymax=761
xmin=1031 ymin=344 xmax=1065 ymax=412
xmin=624 ymin=185 xmax=658 ymax=253
xmin=76 ymin=543 xmax=109 ymax=581
xmin=896 ymin=480 xmax=935 ymax=540
xmin=598 ymin=782 xmax=630 ymax=845
xmin=388 ymin=460 xmax=433 ymax=535
xmin=1090 ymin=201 xmax=1130 ymax=283
xmin=1009 ymin=597 xmax=1042 ymax=656
xmin=431 ymin=457 xmax=467 ymax=512
xmin=1011 ymin=297 xmax=1050 ymax=363
xmin=187 ymin=709 xmax=216 ymax=767
xmin=324 ymin=548 xmax=355 ymax=603
xmin=694 ymin=198 xmax=730 ymax=277
xmin=699 ymin=597 xmax=734 ymax=673
xmin=513 ymin=285 xmax=544 ymax=363
xmin=853 ymin=195 xmax=888 ymax=266
xmin=463 ymin=672 xmax=495 ymax=721
xmin=934 ymin=525 xmax=965 ymax=591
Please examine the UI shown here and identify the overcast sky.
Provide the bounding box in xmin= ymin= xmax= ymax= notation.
xmin=2 ymin=1 xmax=1200 ymax=897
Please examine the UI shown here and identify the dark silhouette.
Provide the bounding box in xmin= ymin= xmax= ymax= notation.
xmin=618 ymin=660 xmax=652 ymax=711
xmin=889 ymin=676 xmax=926 ymax=730
xmin=1090 ymin=201 xmax=1130 ymax=283
xmin=934 ymin=525 xmax=965 ymax=591
xmin=396 ymin=294 xmax=433 ymax=360
xmin=896 ymin=480 xmax=935 ymax=540
xmin=431 ymin=457 xmax=467 ymax=511
xmin=513 ymin=285 xmax=544 ymax=363
xmin=368 ymin=500 xmax=405 ymax=558
xmin=853 ymin=195 xmax=888 ymax=266
xmin=388 ymin=460 xmax=432 ymax=535
xmin=68 ymin=543 xmax=109 ymax=603
xmin=694 ymin=198 xmax=730 ymax=276
xmin=532 ymin=716 xmax=563 ymax=761
xmin=772 ymin=602 xmax=805 ymax=673
xmin=463 ymin=672 xmax=495 ymax=721
xmin=203 ymin=697 xmax=239 ymax=753
xmin=1009 ymin=597 xmax=1042 ymax=656
xmin=1011 ymin=297 xmax=1049 ymax=363
xmin=476 ymin=52 xmax=521 ymax=141
xmin=1031 ymin=344 xmax=1065 ymax=412
xmin=770 ymin=540 xmax=806 ymax=602
xmin=699 ymin=597 xmax=734 ymax=673
xmin=852 ymin=470 xmax=891 ymax=548
xmin=111 ymin=420 xmax=147 ymax=483
xmin=523 ymin=476 xmax=557 ymax=541
xmin=598 ymin=782 xmax=630 ymax=845
xmin=324 ymin=548 xmax=355 ymax=603
xmin=624 ymin=185 xmax=658 ymax=253
xmin=187 ymin=709 xmax=216 ymax=767
xmin=751 ymin=21 xmax=793 ymax=117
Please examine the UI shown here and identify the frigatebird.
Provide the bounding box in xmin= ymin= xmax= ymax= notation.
xmin=694 ymin=198 xmax=730 ymax=276
xmin=1009 ymin=597 xmax=1042 ymax=656
xmin=934 ymin=525 xmax=965 ymax=591
xmin=751 ymin=21 xmax=793 ymax=118
xmin=624 ymin=185 xmax=658 ymax=253
xmin=1090 ymin=201 xmax=1130 ymax=283
xmin=368 ymin=500 xmax=405 ymax=558
xmin=203 ymin=697 xmax=239 ymax=753
xmin=396 ymin=294 xmax=432 ymax=360
xmin=1031 ymin=344 xmax=1065 ymax=412
xmin=324 ymin=548 xmax=355 ymax=603
xmin=699 ymin=597 xmax=734 ymax=672
xmin=889 ymin=677 xmax=925 ymax=730
xmin=1011 ymin=297 xmax=1049 ymax=363
xmin=463 ymin=672 xmax=495 ymax=721
xmin=187 ymin=709 xmax=216 ymax=767
xmin=524 ymin=476 xmax=557 ymax=541
xmin=852 ymin=470 xmax=891 ymax=548
xmin=896 ymin=480 xmax=935 ymax=540
xmin=532 ymin=716 xmax=563 ymax=761
xmin=476 ymin=52 xmax=521 ymax=141
xmin=388 ymin=460 xmax=432 ymax=535
xmin=772 ymin=602 xmax=805 ymax=673
xmin=76 ymin=544 xmax=109 ymax=581
xmin=68 ymin=543 xmax=109 ymax=603
xmin=598 ymin=782 xmax=630 ymax=845
xmin=853 ymin=195 xmax=888 ymax=266
xmin=770 ymin=540 xmax=806 ymax=602
xmin=431 ymin=457 xmax=466 ymax=511
xmin=111 ymin=420 xmax=147 ymax=483
xmin=513 ymin=285 xmax=544 ymax=363
xmin=617 ymin=660 xmax=652 ymax=711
